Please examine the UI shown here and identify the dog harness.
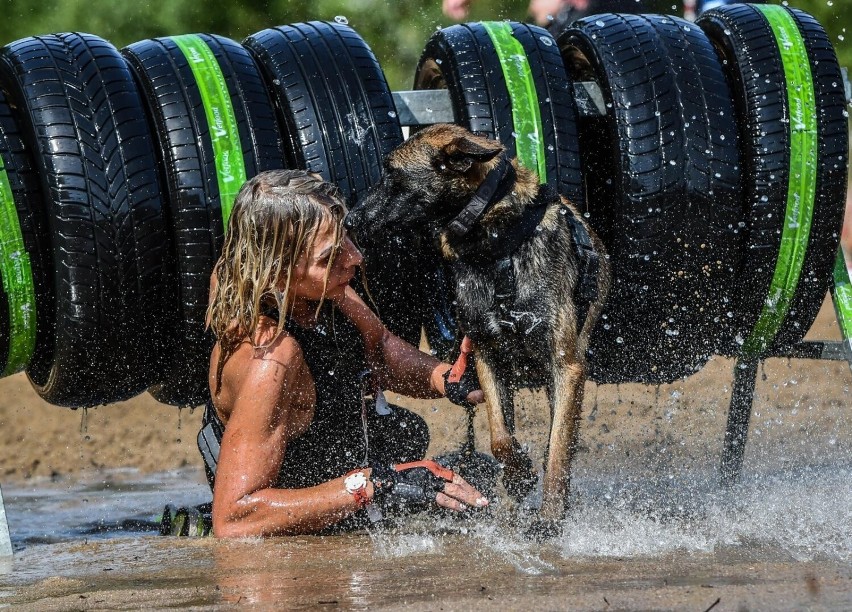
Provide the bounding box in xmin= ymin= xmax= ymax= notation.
xmin=447 ymin=155 xmax=600 ymax=335
xmin=447 ymin=152 xmax=517 ymax=239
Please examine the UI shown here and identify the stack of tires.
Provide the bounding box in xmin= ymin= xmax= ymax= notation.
xmin=0 ymin=22 xmax=403 ymax=408
xmin=0 ymin=4 xmax=847 ymax=408
xmin=414 ymin=4 xmax=848 ymax=384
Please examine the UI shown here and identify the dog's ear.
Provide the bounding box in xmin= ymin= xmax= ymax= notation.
xmin=441 ymin=135 xmax=503 ymax=174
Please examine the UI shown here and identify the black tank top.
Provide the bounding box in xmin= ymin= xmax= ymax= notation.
xmin=269 ymin=302 xmax=369 ymax=488
xmin=280 ymin=303 xmax=367 ymax=432
xmin=204 ymin=302 xmax=369 ymax=489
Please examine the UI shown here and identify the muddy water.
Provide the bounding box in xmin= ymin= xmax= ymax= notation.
xmin=0 ymin=341 xmax=851 ymax=609
xmin=0 ymin=459 xmax=850 ymax=609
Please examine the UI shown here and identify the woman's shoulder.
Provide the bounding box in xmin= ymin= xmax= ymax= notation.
xmin=218 ymin=329 xmax=307 ymax=390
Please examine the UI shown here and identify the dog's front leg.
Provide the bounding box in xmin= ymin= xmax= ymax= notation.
xmin=475 ymin=353 xmax=535 ymax=502
xmin=540 ymin=360 xmax=586 ymax=524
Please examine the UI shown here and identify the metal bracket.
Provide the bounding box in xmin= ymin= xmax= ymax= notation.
xmin=392 ymin=82 xmax=607 ymax=127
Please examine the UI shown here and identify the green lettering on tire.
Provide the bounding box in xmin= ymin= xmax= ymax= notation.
xmin=741 ymin=5 xmax=817 ymax=357
xmin=482 ymin=21 xmax=546 ymax=182
xmin=0 ymin=158 xmax=35 ymax=376
xmin=172 ymin=34 xmax=247 ymax=227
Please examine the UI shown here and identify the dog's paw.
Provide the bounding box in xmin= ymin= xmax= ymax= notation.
xmin=501 ymin=448 xmax=536 ymax=503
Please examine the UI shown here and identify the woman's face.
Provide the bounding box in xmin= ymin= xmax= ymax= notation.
xmin=289 ymin=219 xmax=363 ymax=302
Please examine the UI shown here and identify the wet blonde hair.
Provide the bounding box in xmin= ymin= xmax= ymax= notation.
xmin=207 ymin=169 xmax=347 ymax=357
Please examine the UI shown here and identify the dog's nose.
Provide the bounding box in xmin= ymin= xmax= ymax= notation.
xmin=343 ymin=208 xmax=362 ymax=233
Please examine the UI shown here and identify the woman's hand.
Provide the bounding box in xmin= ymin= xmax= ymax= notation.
xmin=370 ymin=460 xmax=489 ymax=512
xmin=436 ymin=470 xmax=489 ymax=511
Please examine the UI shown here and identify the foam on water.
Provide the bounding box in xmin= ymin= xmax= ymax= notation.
xmin=3 ymin=458 xmax=849 ymax=568
xmin=368 ymin=463 xmax=851 ymax=571
xmin=557 ymin=465 xmax=849 ymax=562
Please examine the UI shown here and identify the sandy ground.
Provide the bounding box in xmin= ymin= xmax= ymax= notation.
xmin=0 ymin=295 xmax=847 ymax=484
xmin=0 ymin=179 xmax=849 ymax=483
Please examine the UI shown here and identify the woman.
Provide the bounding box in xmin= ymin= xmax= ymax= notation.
xmin=205 ymin=170 xmax=488 ymax=537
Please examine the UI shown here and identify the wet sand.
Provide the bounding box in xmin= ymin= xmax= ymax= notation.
xmin=0 ymin=532 xmax=850 ymax=610
xmin=0 ymin=297 xmax=850 ymax=609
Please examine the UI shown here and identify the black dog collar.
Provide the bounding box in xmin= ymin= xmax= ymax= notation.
xmin=447 ymin=153 xmax=516 ymax=238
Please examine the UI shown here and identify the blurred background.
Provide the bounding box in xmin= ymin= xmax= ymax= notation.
xmin=0 ymin=1 xmax=847 ymax=91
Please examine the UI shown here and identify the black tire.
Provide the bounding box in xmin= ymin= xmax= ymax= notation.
xmin=414 ymin=22 xmax=583 ymax=203
xmin=558 ymin=14 xmax=741 ymax=384
xmin=123 ymin=34 xmax=286 ymax=407
xmin=698 ymin=5 xmax=848 ymax=357
xmin=0 ymin=33 xmax=169 ymax=406
xmin=243 ymin=22 xmax=420 ymax=344
xmin=0 ymin=87 xmax=51 ymax=378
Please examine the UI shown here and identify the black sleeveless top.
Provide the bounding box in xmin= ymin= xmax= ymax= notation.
xmin=203 ymin=302 xmax=369 ymax=489
xmin=202 ymin=301 xmax=430 ymax=492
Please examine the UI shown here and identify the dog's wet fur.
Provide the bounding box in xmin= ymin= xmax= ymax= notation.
xmin=347 ymin=124 xmax=611 ymax=535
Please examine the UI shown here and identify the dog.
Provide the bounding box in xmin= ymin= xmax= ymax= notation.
xmin=346 ymin=124 xmax=611 ymax=531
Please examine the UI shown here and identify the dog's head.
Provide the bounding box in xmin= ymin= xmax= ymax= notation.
xmin=345 ymin=124 xmax=504 ymax=241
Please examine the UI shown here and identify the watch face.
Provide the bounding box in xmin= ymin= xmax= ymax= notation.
xmin=344 ymin=471 xmax=368 ymax=493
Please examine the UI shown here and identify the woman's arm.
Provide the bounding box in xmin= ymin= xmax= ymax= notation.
xmin=211 ymin=336 xmax=369 ymax=537
xmin=334 ymin=287 xmax=470 ymax=400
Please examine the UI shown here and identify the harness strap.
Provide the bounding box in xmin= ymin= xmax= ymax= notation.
xmin=447 ymin=335 xmax=474 ymax=383
xmin=198 ymin=400 xmax=225 ymax=491
xmin=447 ymin=154 xmax=516 ymax=238
xmin=563 ymin=204 xmax=600 ymax=332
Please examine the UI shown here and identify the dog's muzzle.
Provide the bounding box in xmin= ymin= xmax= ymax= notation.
xmin=343 ymin=207 xmax=369 ymax=238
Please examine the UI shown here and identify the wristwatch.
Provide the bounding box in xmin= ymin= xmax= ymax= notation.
xmin=344 ymin=470 xmax=370 ymax=507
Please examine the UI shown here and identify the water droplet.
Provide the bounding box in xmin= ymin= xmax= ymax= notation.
xmin=539 ymin=35 xmax=553 ymax=47
xmin=272 ymin=79 xmax=281 ymax=86
xmin=388 ymin=110 xmax=397 ymax=118
xmin=615 ymin=336 xmax=624 ymax=344
xmin=334 ymin=15 xmax=348 ymax=24
xmin=435 ymin=58 xmax=442 ymax=65
xmin=595 ymin=20 xmax=605 ymax=27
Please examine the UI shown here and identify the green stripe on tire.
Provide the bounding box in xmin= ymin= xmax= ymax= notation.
xmin=172 ymin=34 xmax=247 ymax=228
xmin=741 ymin=5 xmax=817 ymax=357
xmin=0 ymin=159 xmax=35 ymax=376
xmin=481 ymin=21 xmax=547 ymax=182
xmin=831 ymin=248 xmax=852 ymax=348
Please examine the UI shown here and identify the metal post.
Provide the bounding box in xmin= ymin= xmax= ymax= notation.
xmin=0 ymin=484 xmax=11 ymax=558
xmin=720 ymin=357 xmax=759 ymax=487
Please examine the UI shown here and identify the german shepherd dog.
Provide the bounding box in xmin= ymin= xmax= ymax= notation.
xmin=346 ymin=124 xmax=611 ymax=530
